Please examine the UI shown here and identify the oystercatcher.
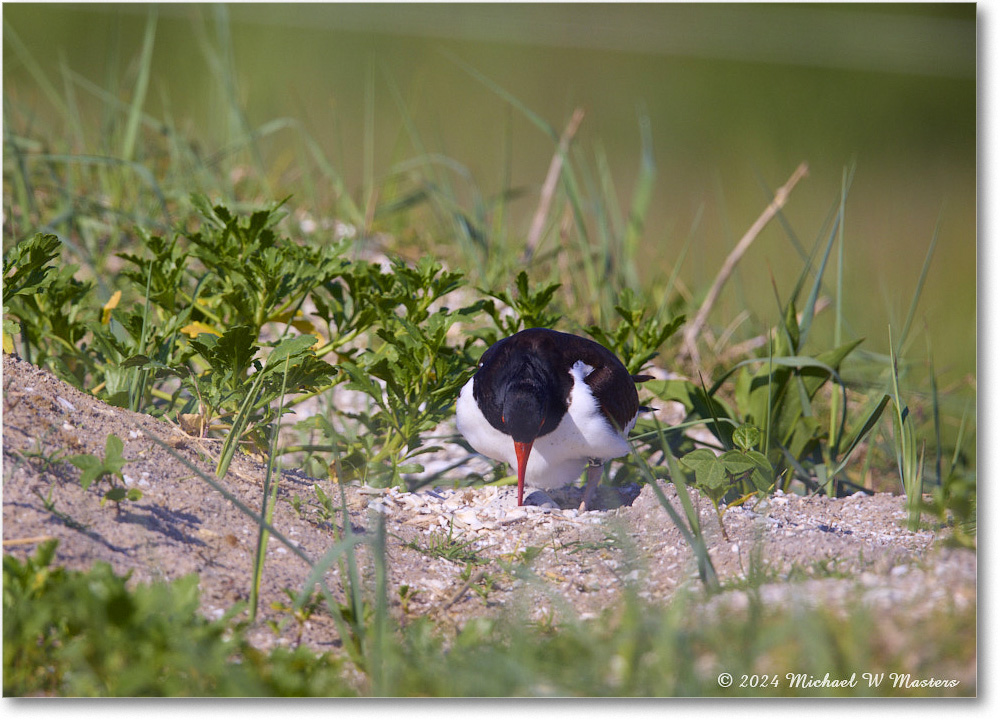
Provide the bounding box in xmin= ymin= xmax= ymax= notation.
xmin=456 ymin=327 xmax=647 ymax=511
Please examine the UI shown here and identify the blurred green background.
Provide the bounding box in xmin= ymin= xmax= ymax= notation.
xmin=2 ymin=3 xmax=976 ymax=386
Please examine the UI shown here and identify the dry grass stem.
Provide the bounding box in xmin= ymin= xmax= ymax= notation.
xmin=3 ymin=536 xmax=57 ymax=547
xmin=681 ymin=161 xmax=809 ymax=365
xmin=523 ymin=107 xmax=586 ymax=262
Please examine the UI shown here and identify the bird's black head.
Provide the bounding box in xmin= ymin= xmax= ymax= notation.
xmin=500 ymin=383 xmax=553 ymax=443
xmin=472 ymin=334 xmax=571 ymax=442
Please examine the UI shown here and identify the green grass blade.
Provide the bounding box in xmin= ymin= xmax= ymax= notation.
xmin=621 ymin=107 xmax=657 ymax=292
xmin=368 ymin=513 xmax=391 ymax=695
xmin=829 ymin=394 xmax=891 ymax=478
xmin=121 ymin=8 xmax=157 ymax=162
xmin=2 ymin=21 xmax=69 ymax=117
xmin=698 ymin=371 xmax=731 ymax=450
xmin=828 ymin=164 xmax=852 ymax=450
xmin=927 ymin=336 xmax=943 ymax=487
xmin=799 ymin=173 xmax=852 ymax=346
xmin=382 ymin=70 xmax=484 ymax=273
xmin=145 ymin=430 xmax=364 ymax=669
xmin=949 ymin=401 xmax=971 ymax=480
xmin=595 ymin=141 xmax=624 ymax=248
xmin=128 ymin=259 xmax=155 ymax=413
xmin=492 ymin=104 xmax=514 ymax=265
xmin=753 ymin=165 xmax=808 ymax=264
xmin=709 ymin=355 xmax=845 ymax=397
xmin=363 ymin=58 xmax=376 ymax=229
xmin=144 ymin=430 xmax=313 ymax=567
xmin=896 ymin=213 xmax=941 ymax=356
xmin=439 ymin=48 xmax=557 ymax=141
xmin=216 ymin=363 xmax=269 ymax=479
xmin=654 ymin=203 xmax=701 ymax=318
xmin=764 ymin=334 xmax=774 ymax=461
xmin=249 ymin=356 xmax=291 ymax=621
xmin=888 ymin=325 xmax=921 ymax=530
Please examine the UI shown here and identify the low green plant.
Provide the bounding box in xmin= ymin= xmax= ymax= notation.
xmin=121 ymin=199 xmax=343 ymax=475
xmin=396 ymin=584 xmax=418 ymax=615
xmin=2 ymin=232 xmax=95 ymax=384
xmin=288 ymin=482 xmax=338 ymax=526
xmin=585 ymin=288 xmax=685 ymax=376
xmin=2 ymin=200 xmax=491 ymax=489
xmin=888 ymin=327 xmax=924 ymax=531
xmin=4 ymin=530 xmax=976 ymax=698
xmin=66 ymin=434 xmax=142 ymax=509
xmin=456 ymin=563 xmax=498 ymax=605
xmin=269 ymin=587 xmax=326 ymax=648
xmin=680 ymin=423 xmax=773 ymax=538
xmin=401 ymin=523 xmax=489 ymax=566
xmin=920 ymin=398 xmax=976 ymax=548
xmin=9 ymin=433 xmax=68 ymax=476
xmin=478 ymin=270 xmax=564 ymax=340
xmin=332 ymin=256 xmax=487 ymax=486
xmin=2 ymin=540 xmax=354 ymax=696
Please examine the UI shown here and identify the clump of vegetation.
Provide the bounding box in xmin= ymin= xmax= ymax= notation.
xmin=3 ymin=541 xmax=975 ymax=697
xmin=66 ymin=433 xmax=141 ymax=509
xmin=401 ymin=524 xmax=490 ymax=566
xmin=2 ymin=541 xmax=354 ymax=696
xmin=680 ymin=423 xmax=772 ymax=539
xmin=2 ymin=199 xmax=495 ymax=487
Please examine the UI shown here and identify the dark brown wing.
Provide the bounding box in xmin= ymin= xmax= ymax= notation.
xmin=559 ymin=335 xmax=640 ymax=432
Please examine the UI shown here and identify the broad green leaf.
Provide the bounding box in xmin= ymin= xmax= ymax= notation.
xmin=746 ymin=450 xmax=775 ymax=491
xmin=102 ymin=488 xmax=128 ymax=505
xmin=104 ymin=434 xmax=124 ymax=463
xmin=264 ymin=334 xmax=318 ymax=368
xmin=732 ymin=424 xmax=761 ymax=452
xmin=718 ymin=450 xmax=756 ymax=475
xmin=680 ymin=449 xmax=728 ymax=492
xmin=68 ymin=455 xmax=103 ymax=490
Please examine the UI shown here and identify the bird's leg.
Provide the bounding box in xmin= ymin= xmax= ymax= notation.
xmin=579 ymin=463 xmax=604 ymax=512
